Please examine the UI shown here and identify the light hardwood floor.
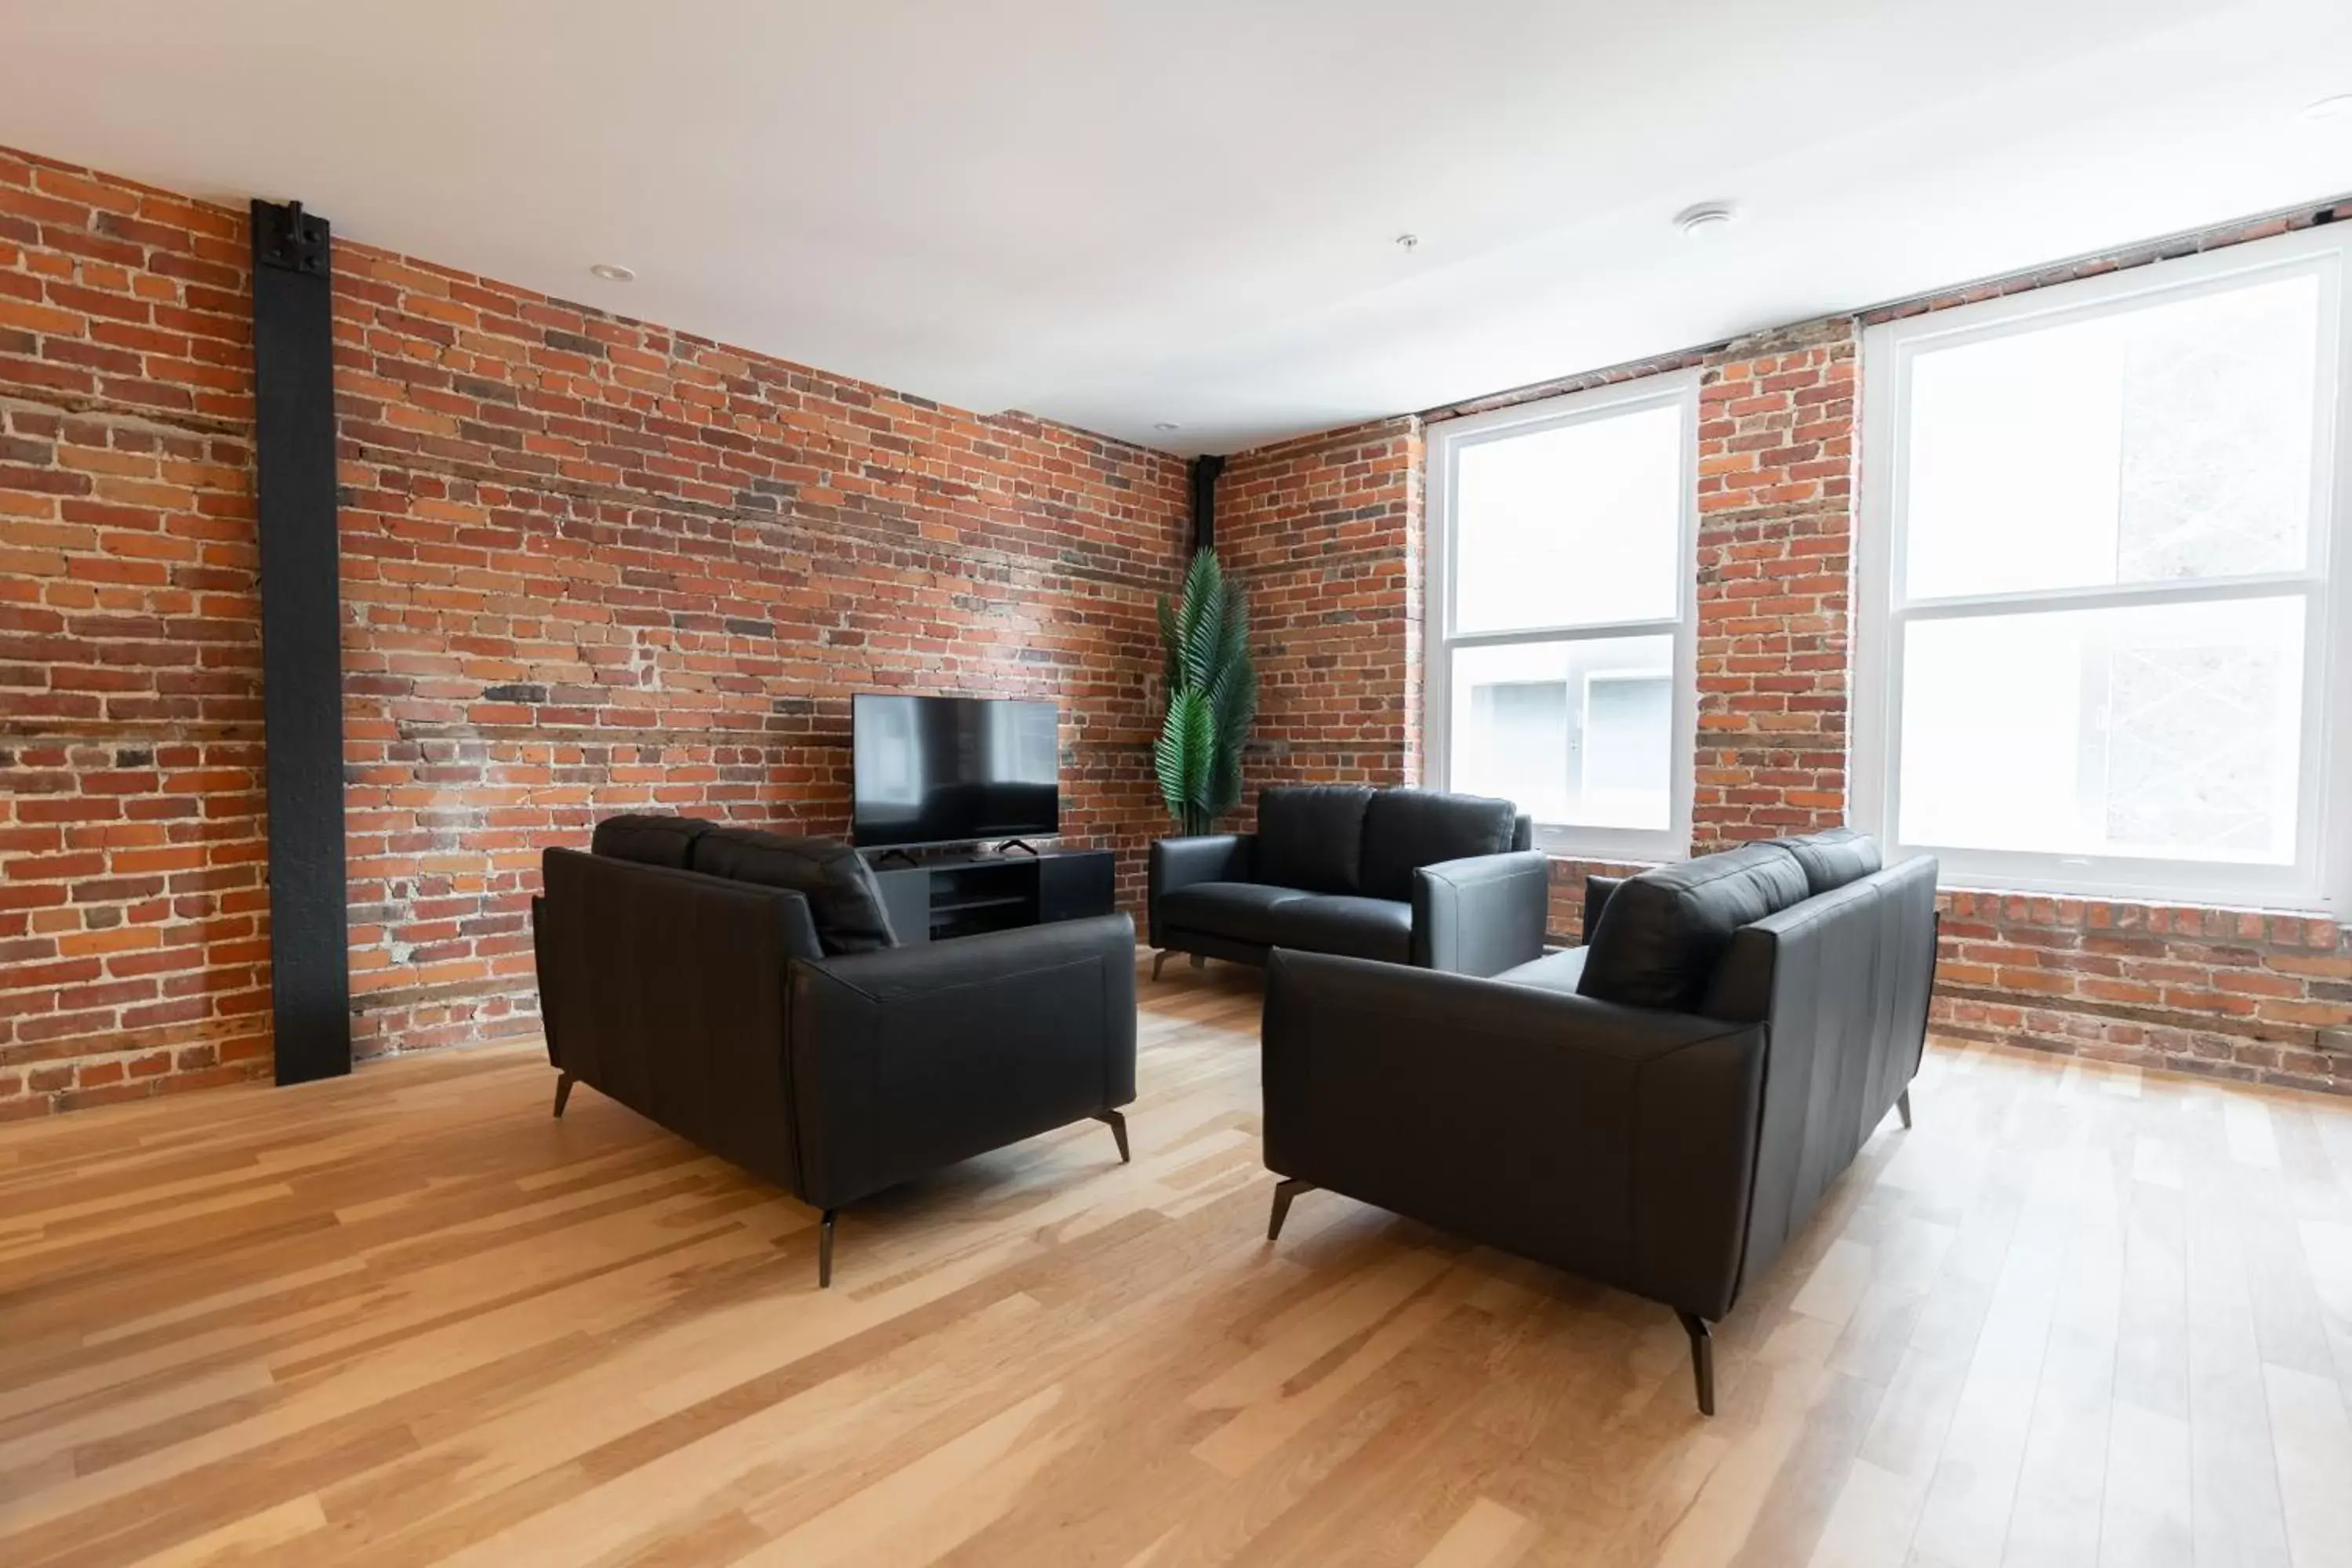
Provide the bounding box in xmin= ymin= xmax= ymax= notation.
xmin=5 ymin=967 xmax=2352 ymax=1567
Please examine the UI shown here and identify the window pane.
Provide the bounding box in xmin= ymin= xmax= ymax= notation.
xmin=1897 ymin=597 xmax=2306 ymax=863
xmin=1453 ymin=401 xmax=1683 ymax=634
xmin=1450 ymin=635 xmax=1675 ymax=829
xmin=1904 ymin=273 xmax=2319 ymax=600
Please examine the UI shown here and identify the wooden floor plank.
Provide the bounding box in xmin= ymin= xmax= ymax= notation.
xmin=1 ymin=963 xmax=2349 ymax=1566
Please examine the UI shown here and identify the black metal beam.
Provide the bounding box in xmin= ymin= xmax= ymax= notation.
xmin=1188 ymin=454 xmax=1224 ymax=553
xmin=250 ymin=199 xmax=350 ymax=1086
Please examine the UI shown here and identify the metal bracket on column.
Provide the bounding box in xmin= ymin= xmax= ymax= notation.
xmin=250 ymin=198 xmax=350 ymax=1086
xmin=252 ymin=199 xmax=330 ymax=276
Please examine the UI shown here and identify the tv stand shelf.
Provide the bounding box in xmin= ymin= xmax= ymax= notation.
xmin=866 ymin=847 xmax=1115 ymax=945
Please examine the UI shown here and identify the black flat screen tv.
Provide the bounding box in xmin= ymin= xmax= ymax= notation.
xmin=851 ymin=694 xmax=1060 ymax=848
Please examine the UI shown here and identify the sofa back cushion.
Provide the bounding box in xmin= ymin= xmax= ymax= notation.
xmin=1577 ymin=841 xmax=1809 ymax=1011
xmin=1774 ymin=827 xmax=1882 ymax=897
xmin=1357 ymin=789 xmax=1520 ymax=901
xmin=690 ymin=829 xmax=899 ymax=954
xmin=592 ymin=813 xmax=713 ymax=869
xmin=1257 ymin=785 xmax=1375 ymax=894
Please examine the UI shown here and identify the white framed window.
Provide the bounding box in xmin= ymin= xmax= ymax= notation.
xmin=1426 ymin=373 xmax=1700 ymax=860
xmin=1856 ymin=223 xmax=2352 ymax=913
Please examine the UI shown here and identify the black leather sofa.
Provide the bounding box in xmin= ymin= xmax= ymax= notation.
xmin=532 ymin=815 xmax=1138 ymax=1287
xmin=1148 ymin=785 xmax=1548 ymax=978
xmin=1259 ymin=829 xmax=1937 ymax=1414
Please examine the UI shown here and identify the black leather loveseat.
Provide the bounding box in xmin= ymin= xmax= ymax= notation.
xmin=1259 ymin=829 xmax=1937 ymax=1414
xmin=1147 ymin=785 xmax=1548 ymax=978
xmin=532 ymin=815 xmax=1138 ymax=1287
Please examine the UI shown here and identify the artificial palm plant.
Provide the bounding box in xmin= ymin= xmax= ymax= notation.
xmin=1154 ymin=548 xmax=1257 ymax=837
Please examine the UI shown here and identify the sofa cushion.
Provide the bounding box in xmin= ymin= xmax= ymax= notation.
xmin=1268 ymin=895 xmax=1414 ymax=965
xmin=688 ymin=829 xmax=898 ymax=955
xmin=591 ymin=813 xmax=713 ymax=869
xmin=1495 ymin=946 xmax=1589 ymax=996
xmin=1357 ymin=789 xmax=1520 ymax=901
xmin=1156 ymin=881 xmax=1316 ymax=946
xmin=1577 ymin=842 xmax=1810 ymax=1011
xmin=1257 ymin=785 xmax=1375 ymax=894
xmin=1774 ymin=827 xmax=1882 ymax=897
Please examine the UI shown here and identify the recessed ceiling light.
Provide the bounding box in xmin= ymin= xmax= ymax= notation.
xmin=1153 ymin=421 xmax=1181 ymax=431
xmin=588 ymin=263 xmax=637 ymax=282
xmin=2300 ymin=93 xmax=2352 ymax=125
xmin=1673 ymin=202 xmax=1739 ymax=238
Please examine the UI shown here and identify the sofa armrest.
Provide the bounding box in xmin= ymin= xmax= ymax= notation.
xmin=1148 ymin=833 xmax=1256 ymax=945
xmin=786 ymin=913 xmax=1138 ymax=1208
xmin=1261 ymin=948 xmax=1766 ymax=1321
xmin=535 ymin=846 xmax=812 ymax=1192
xmin=1410 ymin=849 xmax=1549 ymax=975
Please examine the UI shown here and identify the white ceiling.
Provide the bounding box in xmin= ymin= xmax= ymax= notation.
xmin=4 ymin=2 xmax=2350 ymax=456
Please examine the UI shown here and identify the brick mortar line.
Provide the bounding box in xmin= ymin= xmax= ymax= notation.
xmin=1933 ymin=981 xmax=2339 ymax=1051
xmin=0 ymin=719 xmax=265 ymax=744
xmin=0 ymin=387 xmax=252 ymax=443
xmin=351 ymin=974 xmax=535 ymax=1015
xmin=1697 ymin=502 xmax=1855 ymax=531
xmin=1688 ymin=732 xmax=1847 ymax=746
xmin=385 ymin=719 xmax=1161 ymax=749
xmin=0 ymin=1014 xmax=268 ymax=1069
xmin=1221 ymin=546 xmax=1416 ymax=575
xmin=340 ymin=441 xmax=1184 ymax=598
xmin=1218 ymin=421 xmax=1422 ymax=464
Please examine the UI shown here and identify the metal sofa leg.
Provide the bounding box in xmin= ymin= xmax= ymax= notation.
xmin=1897 ymin=1088 xmax=1913 ymax=1130
xmin=1267 ymin=1178 xmax=1316 ymax=1241
xmin=1678 ymin=1312 xmax=1716 ymax=1416
xmin=552 ymin=1072 xmax=575 ymax=1118
xmin=1092 ymin=1108 xmax=1131 ymax=1163
xmin=1151 ymin=949 xmax=1171 ymax=981
xmin=818 ymin=1209 xmax=838 ymax=1289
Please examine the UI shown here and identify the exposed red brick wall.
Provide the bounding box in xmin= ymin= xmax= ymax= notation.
xmin=1 ymin=143 xmax=1189 ymax=1118
xmin=1238 ymin=199 xmax=2352 ymax=1094
xmin=0 ymin=158 xmax=267 ymax=1120
xmin=1690 ymin=321 xmax=1855 ymax=854
xmin=1932 ymin=895 xmax=2349 ymax=1092
xmin=1215 ymin=418 xmax=1422 ymax=804
xmin=328 ymin=243 xmax=1187 ymax=1059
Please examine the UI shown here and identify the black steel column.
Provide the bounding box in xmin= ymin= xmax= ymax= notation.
xmin=250 ymin=200 xmax=350 ymax=1085
xmin=1189 ymin=455 xmax=1224 ymax=552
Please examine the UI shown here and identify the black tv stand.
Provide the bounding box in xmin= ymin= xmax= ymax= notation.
xmin=871 ymin=847 xmax=921 ymax=869
xmin=866 ymin=847 xmax=1115 ymax=946
xmin=996 ymin=838 xmax=1041 ymax=858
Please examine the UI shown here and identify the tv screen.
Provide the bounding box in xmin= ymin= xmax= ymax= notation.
xmin=851 ymin=695 xmax=1061 ymax=848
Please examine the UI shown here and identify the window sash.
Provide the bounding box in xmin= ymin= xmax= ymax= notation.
xmin=1426 ymin=374 xmax=1700 ymax=859
xmin=1857 ymin=226 xmax=2352 ymax=913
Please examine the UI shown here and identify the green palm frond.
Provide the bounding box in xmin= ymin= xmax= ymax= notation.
xmin=1156 ymin=547 xmax=1258 ymax=833
xmin=1156 ymin=592 xmax=1181 ymax=696
xmin=1177 ymin=550 xmax=1223 ymax=693
xmin=1212 ymin=589 xmax=1254 ymax=747
xmin=1154 ymin=688 xmax=1214 ymax=832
